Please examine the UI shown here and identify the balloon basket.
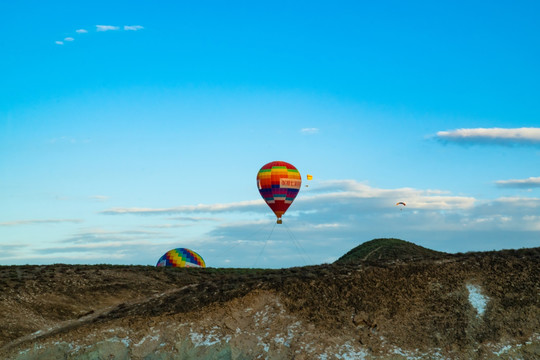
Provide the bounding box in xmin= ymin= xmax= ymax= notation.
xmin=276 ymin=219 xmax=282 ymax=224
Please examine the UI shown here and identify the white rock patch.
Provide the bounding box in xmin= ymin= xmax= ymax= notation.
xmin=466 ymin=283 xmax=488 ymax=316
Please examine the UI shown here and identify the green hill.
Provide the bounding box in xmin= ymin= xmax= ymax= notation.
xmin=335 ymin=238 xmax=447 ymax=264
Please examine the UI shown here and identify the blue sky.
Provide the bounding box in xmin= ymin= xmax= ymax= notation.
xmin=1 ymin=1 xmax=539 ymax=267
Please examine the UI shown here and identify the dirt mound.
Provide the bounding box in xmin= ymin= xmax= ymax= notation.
xmin=335 ymin=238 xmax=447 ymax=263
xmin=0 ymin=246 xmax=539 ymax=359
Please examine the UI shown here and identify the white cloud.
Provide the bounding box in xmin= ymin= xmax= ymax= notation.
xmin=98 ymin=180 xmax=540 ymax=233
xmin=312 ymin=223 xmax=342 ymax=229
xmin=171 ymin=216 xmax=220 ymax=222
xmin=300 ymin=128 xmax=319 ymax=134
xmin=101 ymin=181 xmax=478 ymax=218
xmin=0 ymin=219 xmax=83 ymax=226
xmin=143 ymin=224 xmax=193 ymax=229
xmin=101 ymin=199 xmax=264 ymax=215
xmin=496 ymin=176 xmax=540 ymax=188
xmin=494 ymin=196 xmax=540 ymax=207
xmin=205 ymin=187 xmax=540 ymax=266
xmin=96 ymin=25 xmax=120 ymax=32
xmin=14 ymin=180 xmax=532 ymax=267
xmin=90 ymin=195 xmax=110 ymax=201
xmin=303 ymin=180 xmax=475 ymax=210
xmin=436 ymin=127 xmax=540 ymax=145
xmin=55 ymin=25 xmax=142 ymax=47
xmin=3 ymin=228 xmax=192 ymax=265
xmin=124 ymin=25 xmax=144 ymax=31
xmin=49 ymin=136 xmax=77 ymax=144
xmin=62 ymin=229 xmax=165 ymax=244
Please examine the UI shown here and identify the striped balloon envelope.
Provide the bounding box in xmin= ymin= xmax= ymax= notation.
xmin=156 ymin=248 xmax=206 ymax=268
xmin=257 ymin=161 xmax=302 ymax=224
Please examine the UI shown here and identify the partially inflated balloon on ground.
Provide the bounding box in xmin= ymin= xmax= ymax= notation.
xmin=256 ymin=161 xmax=302 ymax=224
xmin=156 ymin=248 xmax=206 ymax=268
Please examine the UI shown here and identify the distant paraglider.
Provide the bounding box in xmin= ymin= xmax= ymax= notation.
xmin=257 ymin=161 xmax=302 ymax=224
xmin=305 ymin=174 xmax=313 ymax=187
xmin=156 ymin=248 xmax=206 ymax=268
xmin=396 ymin=202 xmax=406 ymax=211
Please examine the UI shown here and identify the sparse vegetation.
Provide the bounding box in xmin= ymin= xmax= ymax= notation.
xmin=335 ymin=238 xmax=448 ymax=264
xmin=0 ymin=239 xmax=538 ymax=359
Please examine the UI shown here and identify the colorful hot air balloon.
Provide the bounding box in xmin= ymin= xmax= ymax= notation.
xmin=156 ymin=248 xmax=206 ymax=268
xmin=257 ymin=161 xmax=302 ymax=224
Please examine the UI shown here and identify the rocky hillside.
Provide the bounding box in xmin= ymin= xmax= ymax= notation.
xmin=0 ymin=239 xmax=539 ymax=359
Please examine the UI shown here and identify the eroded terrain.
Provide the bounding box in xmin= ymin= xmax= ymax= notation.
xmin=1 ymin=246 xmax=538 ymax=359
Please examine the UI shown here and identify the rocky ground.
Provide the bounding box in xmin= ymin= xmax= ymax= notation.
xmin=0 ymin=242 xmax=538 ymax=359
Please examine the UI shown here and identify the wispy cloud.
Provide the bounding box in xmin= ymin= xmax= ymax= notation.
xmin=49 ymin=136 xmax=76 ymax=144
xmin=48 ymin=136 xmax=90 ymax=144
xmin=96 ymin=25 xmax=120 ymax=32
xmin=204 ymin=187 xmax=540 ymax=267
xmin=101 ymin=181 xmax=477 ymax=217
xmin=0 ymin=219 xmax=83 ymax=226
xmin=35 ymin=244 xmax=141 ymax=255
xmin=62 ymin=229 xmax=165 ymax=244
xmin=496 ymin=177 xmax=540 ymax=189
xmin=171 ymin=216 xmax=220 ymax=222
xmin=124 ymin=25 xmax=144 ymax=31
xmin=143 ymin=224 xmax=193 ymax=229
xmin=0 ymin=244 xmax=26 ymax=254
xmin=141 ymin=216 xmax=220 ymax=229
xmin=90 ymin=195 xmax=110 ymax=201
xmin=55 ymin=25 xmax=144 ymax=47
xmin=100 ymin=179 xmax=540 ymax=234
xmin=494 ymin=196 xmax=540 ymax=207
xmin=300 ymin=128 xmax=319 ymax=134
xmin=21 ymin=229 xmax=183 ymax=264
xmin=436 ymin=127 xmax=540 ymax=145
xmin=300 ymin=180 xmax=476 ymax=210
xmin=9 ymin=180 xmax=540 ymax=267
xmin=8 ymin=180 xmax=538 ymax=266
xmin=100 ymin=199 xmax=264 ymax=215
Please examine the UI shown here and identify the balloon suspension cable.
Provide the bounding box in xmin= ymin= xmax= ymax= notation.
xmin=219 ymin=221 xmax=269 ymax=263
xmin=253 ymin=221 xmax=277 ymax=268
xmin=283 ymin=222 xmax=312 ymax=266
